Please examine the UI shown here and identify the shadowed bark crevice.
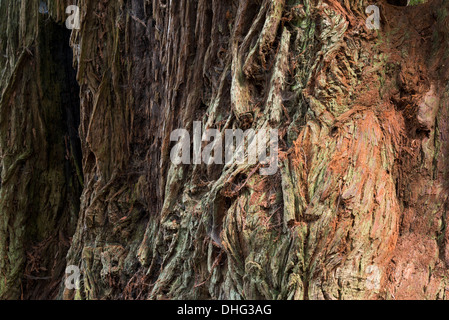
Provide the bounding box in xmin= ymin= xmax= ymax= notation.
xmin=0 ymin=8 xmax=83 ymax=299
xmin=22 ymin=18 xmax=83 ymax=300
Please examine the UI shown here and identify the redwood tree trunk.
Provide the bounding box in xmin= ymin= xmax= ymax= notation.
xmin=0 ymin=0 xmax=448 ymax=300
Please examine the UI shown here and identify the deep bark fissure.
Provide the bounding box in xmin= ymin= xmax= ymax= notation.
xmin=0 ymin=10 xmax=83 ymax=298
xmin=22 ymin=19 xmax=82 ymax=300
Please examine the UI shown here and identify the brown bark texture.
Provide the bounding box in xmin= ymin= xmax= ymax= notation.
xmin=0 ymin=0 xmax=448 ymax=300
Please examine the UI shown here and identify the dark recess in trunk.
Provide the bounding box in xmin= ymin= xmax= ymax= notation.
xmin=21 ymin=19 xmax=83 ymax=300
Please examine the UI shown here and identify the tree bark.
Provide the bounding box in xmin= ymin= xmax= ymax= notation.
xmin=0 ymin=0 xmax=448 ymax=300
